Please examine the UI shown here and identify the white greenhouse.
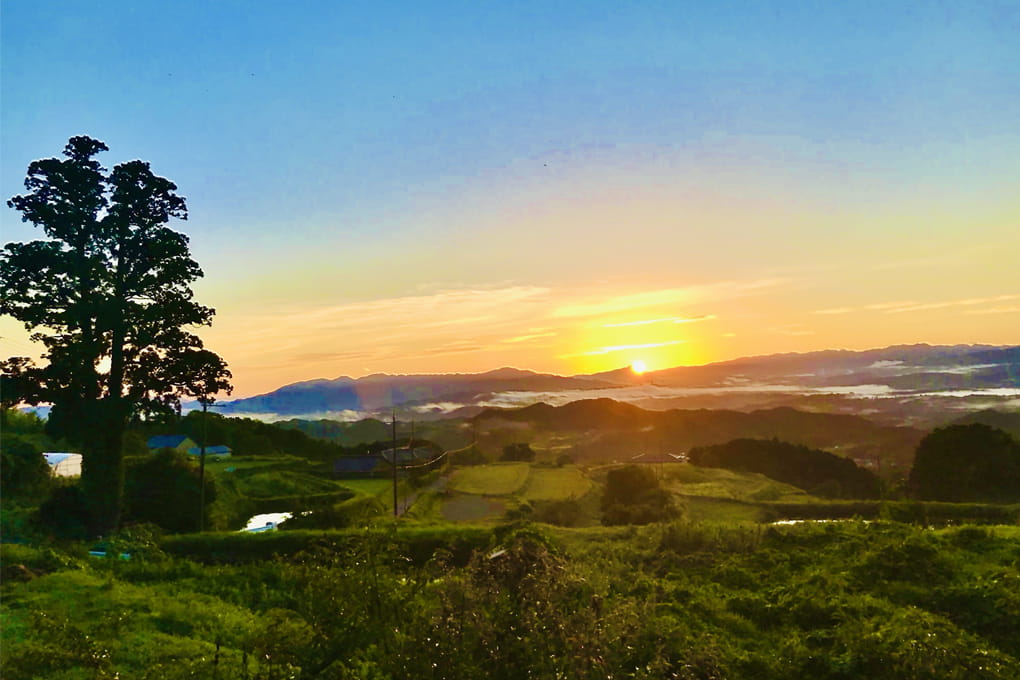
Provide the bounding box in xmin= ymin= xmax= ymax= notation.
xmin=43 ymin=453 xmax=83 ymax=477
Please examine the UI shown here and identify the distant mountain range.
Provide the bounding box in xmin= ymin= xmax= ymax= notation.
xmin=213 ymin=344 xmax=1019 ymax=426
xmin=215 ymin=367 xmax=613 ymax=416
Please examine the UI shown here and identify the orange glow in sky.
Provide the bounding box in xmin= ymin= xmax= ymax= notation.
xmin=2 ymin=3 xmax=1018 ymax=398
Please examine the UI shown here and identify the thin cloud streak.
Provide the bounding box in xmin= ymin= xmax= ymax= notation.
xmin=882 ymin=294 xmax=1020 ymax=314
xmin=602 ymin=315 xmax=715 ymax=327
xmin=552 ymin=279 xmax=785 ymax=319
xmin=563 ymin=340 xmax=686 ymax=357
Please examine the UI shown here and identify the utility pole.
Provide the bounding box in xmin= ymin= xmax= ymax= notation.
xmin=199 ymin=399 xmax=208 ymax=532
xmin=391 ymin=409 xmax=398 ymax=517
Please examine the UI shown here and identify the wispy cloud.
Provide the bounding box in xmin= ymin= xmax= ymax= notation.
xmin=813 ymin=307 xmax=854 ymax=315
xmin=552 ymin=279 xmax=785 ymax=319
xmin=880 ymin=294 xmax=1020 ymax=314
xmin=602 ymin=315 xmax=716 ymax=327
xmin=963 ymin=305 xmax=1020 ymax=315
xmin=865 ymin=301 xmax=916 ymax=311
xmin=563 ymin=340 xmax=686 ymax=357
xmin=502 ymin=332 xmax=557 ymax=343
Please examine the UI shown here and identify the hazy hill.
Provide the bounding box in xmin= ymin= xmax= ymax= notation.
xmin=218 ymin=368 xmax=613 ymax=416
xmin=473 ymin=398 xmax=923 ymax=471
xmin=281 ymin=398 xmax=924 ymax=475
xmin=949 ymin=409 xmax=1020 ymax=439
xmin=595 ymin=344 xmax=1018 ymax=388
xmin=213 ymin=344 xmax=1018 ymax=425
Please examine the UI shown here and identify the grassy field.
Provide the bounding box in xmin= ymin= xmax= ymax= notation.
xmin=664 ymin=464 xmax=810 ymax=502
xmin=337 ymin=478 xmax=391 ymax=497
xmin=447 ymin=462 xmax=531 ymax=496
xmin=683 ymin=495 xmax=766 ymax=523
xmin=205 ymin=455 xmax=309 ymax=472
xmin=520 ymin=465 xmax=594 ymax=501
xmin=231 ymin=470 xmax=346 ymax=498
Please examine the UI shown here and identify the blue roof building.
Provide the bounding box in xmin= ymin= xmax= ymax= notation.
xmin=146 ymin=435 xmax=196 ymax=452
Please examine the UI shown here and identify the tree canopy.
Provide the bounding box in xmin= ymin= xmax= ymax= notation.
xmin=2 ymin=136 xmax=231 ymax=533
xmin=909 ymin=424 xmax=1020 ymax=503
xmin=688 ymin=438 xmax=882 ymax=499
xmin=601 ymin=464 xmax=680 ymax=525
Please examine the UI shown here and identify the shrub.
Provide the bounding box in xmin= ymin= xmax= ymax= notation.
xmin=601 ymin=465 xmax=680 ymax=525
xmin=501 ymin=442 xmax=536 ymax=462
xmin=36 ymin=483 xmax=90 ymax=540
xmin=0 ymin=435 xmax=52 ymax=501
xmin=123 ymin=449 xmax=217 ymax=533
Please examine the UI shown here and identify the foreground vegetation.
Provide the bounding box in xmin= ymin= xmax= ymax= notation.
xmin=5 ymin=405 xmax=1020 ymax=678
xmin=3 ymin=520 xmax=1020 ymax=679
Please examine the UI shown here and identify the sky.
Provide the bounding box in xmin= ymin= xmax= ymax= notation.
xmin=2 ymin=1 xmax=1018 ymax=398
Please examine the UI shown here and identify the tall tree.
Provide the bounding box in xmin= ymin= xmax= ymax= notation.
xmin=2 ymin=136 xmax=231 ymax=534
xmin=909 ymin=424 xmax=1020 ymax=502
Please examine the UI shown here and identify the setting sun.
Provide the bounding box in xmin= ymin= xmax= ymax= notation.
xmin=631 ymin=360 xmax=648 ymax=374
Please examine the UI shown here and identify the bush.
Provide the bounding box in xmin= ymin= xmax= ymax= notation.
xmin=532 ymin=498 xmax=585 ymax=527
xmin=601 ymin=465 xmax=681 ymax=526
xmin=123 ymin=449 xmax=217 ymax=533
xmin=36 ymin=483 xmax=90 ymax=540
xmin=0 ymin=435 xmax=52 ymax=501
xmin=450 ymin=445 xmax=491 ymax=466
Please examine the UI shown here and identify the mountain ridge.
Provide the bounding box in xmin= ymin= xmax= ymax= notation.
xmin=214 ymin=343 xmax=1019 ymax=423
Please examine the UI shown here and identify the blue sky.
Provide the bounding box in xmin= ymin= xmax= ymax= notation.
xmin=3 ymin=1 xmax=1018 ymax=395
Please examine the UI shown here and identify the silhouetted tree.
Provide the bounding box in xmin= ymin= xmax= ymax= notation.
xmin=909 ymin=424 xmax=1020 ymax=502
xmin=2 ymin=136 xmax=231 ymax=534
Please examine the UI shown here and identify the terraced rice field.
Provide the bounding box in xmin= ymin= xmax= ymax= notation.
xmin=448 ymin=463 xmax=530 ymax=496
xmin=520 ymin=466 xmax=594 ymax=501
xmin=665 ymin=465 xmax=808 ymax=502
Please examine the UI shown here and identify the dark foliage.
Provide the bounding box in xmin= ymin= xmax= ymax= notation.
xmin=601 ymin=464 xmax=681 ymax=525
xmin=910 ymin=424 xmax=1020 ymax=502
xmin=501 ymin=442 xmax=536 ymax=461
xmin=36 ymin=484 xmax=90 ymax=540
xmin=0 ymin=435 xmax=52 ymax=501
xmin=177 ymin=411 xmax=345 ymax=459
xmin=123 ymin=449 xmax=217 ymax=533
xmin=689 ymin=437 xmax=882 ymax=498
